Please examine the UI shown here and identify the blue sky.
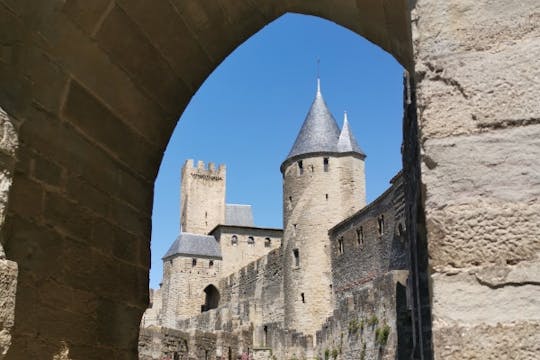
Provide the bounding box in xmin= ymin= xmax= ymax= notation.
xmin=150 ymin=14 xmax=404 ymax=288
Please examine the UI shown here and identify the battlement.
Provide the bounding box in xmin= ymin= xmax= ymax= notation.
xmin=183 ymin=159 xmax=226 ymax=177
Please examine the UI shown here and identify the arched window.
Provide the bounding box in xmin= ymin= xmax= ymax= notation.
xmin=209 ymin=260 xmax=214 ymax=268
xmin=192 ymin=258 xmax=197 ymax=267
xmin=293 ymin=248 xmax=300 ymax=267
xmin=231 ymin=235 xmax=238 ymax=246
xmin=297 ymin=160 xmax=304 ymax=175
xmin=202 ymin=284 xmax=220 ymax=312
xmin=247 ymin=236 xmax=255 ymax=246
xmin=323 ymin=157 xmax=329 ymax=172
xmin=338 ymin=237 xmax=344 ymax=255
xmin=264 ymin=237 xmax=271 ymax=248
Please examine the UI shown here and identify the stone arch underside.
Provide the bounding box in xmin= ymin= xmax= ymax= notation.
xmin=1 ymin=0 xmax=538 ymax=359
xmin=0 ymin=1 xmax=414 ymax=358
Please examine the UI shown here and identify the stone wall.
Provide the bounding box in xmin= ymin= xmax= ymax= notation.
xmin=329 ymin=173 xmax=406 ymax=302
xmin=315 ymin=271 xmax=411 ymax=360
xmin=411 ymin=1 xmax=540 ymax=358
xmin=160 ymin=255 xmax=222 ymax=327
xmin=211 ymin=226 xmax=282 ymax=277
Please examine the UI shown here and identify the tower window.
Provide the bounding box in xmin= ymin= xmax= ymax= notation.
xmin=301 ymin=292 xmax=305 ymax=303
xmin=338 ymin=237 xmax=344 ymax=255
xmin=378 ymin=215 xmax=385 ymax=236
xmin=248 ymin=236 xmax=255 ymax=246
xmin=192 ymin=258 xmax=197 ymax=267
xmin=325 ymin=193 xmax=328 ymax=200
xmin=357 ymin=227 xmax=364 ymax=246
xmin=297 ymin=160 xmax=304 ymax=175
xmin=293 ymin=248 xmax=300 ymax=267
xmin=264 ymin=237 xmax=271 ymax=248
xmin=209 ymin=260 xmax=214 ymax=268
xmin=323 ymin=157 xmax=329 ymax=172
xmin=231 ymin=235 xmax=238 ymax=246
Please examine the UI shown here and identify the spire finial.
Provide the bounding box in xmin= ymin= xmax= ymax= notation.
xmin=316 ymin=58 xmax=321 ymax=93
xmin=344 ymin=111 xmax=348 ymax=123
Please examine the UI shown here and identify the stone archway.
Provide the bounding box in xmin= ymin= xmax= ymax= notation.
xmin=202 ymin=284 xmax=220 ymax=312
xmin=0 ymin=1 xmax=538 ymax=359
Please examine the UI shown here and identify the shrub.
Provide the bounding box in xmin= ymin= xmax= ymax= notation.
xmin=375 ymin=324 xmax=391 ymax=346
xmin=331 ymin=348 xmax=339 ymax=359
xmin=324 ymin=348 xmax=330 ymax=360
xmin=367 ymin=314 xmax=379 ymax=327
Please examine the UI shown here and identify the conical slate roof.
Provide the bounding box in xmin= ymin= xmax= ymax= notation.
xmin=337 ymin=112 xmax=365 ymax=156
xmin=285 ymin=79 xmax=341 ymax=160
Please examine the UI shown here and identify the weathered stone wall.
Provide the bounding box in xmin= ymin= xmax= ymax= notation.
xmin=411 ymin=1 xmax=540 ymax=358
xmin=180 ymin=159 xmax=226 ymax=235
xmin=282 ymin=154 xmax=366 ymax=337
xmin=330 ymin=173 xmax=406 ymax=302
xmin=315 ymin=271 xmax=411 ymax=360
xmin=160 ymin=256 xmax=222 ymax=327
xmin=211 ymin=226 xmax=282 ymax=277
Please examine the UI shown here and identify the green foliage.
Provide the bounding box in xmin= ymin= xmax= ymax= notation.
xmin=324 ymin=348 xmax=330 ymax=360
xmin=348 ymin=318 xmax=365 ymax=334
xmin=331 ymin=348 xmax=339 ymax=359
xmin=367 ymin=314 xmax=379 ymax=327
xmin=375 ymin=324 xmax=391 ymax=346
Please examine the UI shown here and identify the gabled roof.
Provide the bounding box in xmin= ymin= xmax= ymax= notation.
xmin=337 ymin=112 xmax=365 ymax=156
xmin=162 ymin=232 xmax=222 ymax=260
xmin=284 ymin=79 xmax=341 ymax=161
xmin=225 ymin=204 xmax=254 ymax=227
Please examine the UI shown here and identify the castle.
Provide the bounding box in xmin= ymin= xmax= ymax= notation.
xmin=139 ymin=80 xmax=409 ymax=360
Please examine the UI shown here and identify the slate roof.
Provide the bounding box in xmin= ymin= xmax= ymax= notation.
xmin=225 ymin=204 xmax=254 ymax=227
xmin=336 ymin=112 xmax=365 ymax=156
xmin=285 ymin=79 xmax=341 ymax=161
xmin=162 ymin=232 xmax=222 ymax=260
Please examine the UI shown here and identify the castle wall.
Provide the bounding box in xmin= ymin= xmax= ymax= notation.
xmin=330 ymin=173 xmax=407 ymax=302
xmin=282 ymin=154 xmax=366 ymax=337
xmin=211 ymin=226 xmax=282 ymax=277
xmin=160 ymin=256 xmax=222 ymax=327
xmin=315 ymin=271 xmax=411 ymax=360
xmin=180 ymin=160 xmax=226 ymax=235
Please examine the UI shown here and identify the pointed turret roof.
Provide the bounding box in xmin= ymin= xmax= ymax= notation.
xmin=337 ymin=112 xmax=365 ymax=156
xmin=285 ymin=79 xmax=341 ymax=160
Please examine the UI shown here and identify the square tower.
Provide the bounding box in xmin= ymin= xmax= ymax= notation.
xmin=180 ymin=160 xmax=226 ymax=234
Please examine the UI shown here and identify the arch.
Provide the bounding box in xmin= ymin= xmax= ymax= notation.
xmin=202 ymin=285 xmax=220 ymax=312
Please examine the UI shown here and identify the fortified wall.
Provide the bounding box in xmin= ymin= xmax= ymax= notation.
xmin=139 ymin=170 xmax=408 ymax=360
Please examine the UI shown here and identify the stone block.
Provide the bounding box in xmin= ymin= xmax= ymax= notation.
xmin=116 ymin=0 xmax=212 ymax=90
xmin=62 ymin=0 xmax=112 ymax=35
xmin=96 ymin=5 xmax=191 ymax=114
xmin=62 ymin=80 xmax=160 ymax=177
xmin=43 ymin=191 xmax=94 ymax=241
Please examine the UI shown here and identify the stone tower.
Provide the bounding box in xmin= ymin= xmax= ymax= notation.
xmin=180 ymin=159 xmax=226 ymax=234
xmin=281 ymin=80 xmax=366 ymax=337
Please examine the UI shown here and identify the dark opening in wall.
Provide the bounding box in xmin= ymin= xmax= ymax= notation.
xmin=231 ymin=235 xmax=238 ymax=246
xmin=378 ymin=215 xmax=385 ymax=236
xmin=209 ymin=260 xmax=214 ymax=268
xmin=202 ymin=285 xmax=220 ymax=312
xmin=264 ymin=237 xmax=271 ymax=247
xmin=325 ymin=193 xmax=329 ymax=200
xmin=192 ymin=258 xmax=197 ymax=267
xmin=323 ymin=157 xmax=329 ymax=172
xmin=301 ymin=292 xmax=305 ymax=303
xmin=298 ymin=160 xmax=304 ymax=175
xmin=293 ymin=248 xmax=300 ymax=267
xmin=263 ymin=325 xmax=268 ymax=346
xmin=248 ymin=236 xmax=255 ymax=246
xmin=338 ymin=237 xmax=344 ymax=255
xmin=357 ymin=226 xmax=364 ymax=246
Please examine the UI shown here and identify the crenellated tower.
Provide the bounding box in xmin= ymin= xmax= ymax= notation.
xmin=180 ymin=159 xmax=226 ymax=234
xmin=281 ymin=79 xmax=366 ymax=337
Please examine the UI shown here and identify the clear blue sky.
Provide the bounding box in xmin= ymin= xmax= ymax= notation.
xmin=150 ymin=14 xmax=404 ymax=288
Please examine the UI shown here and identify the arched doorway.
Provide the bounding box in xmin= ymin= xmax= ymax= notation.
xmin=202 ymin=285 xmax=220 ymax=312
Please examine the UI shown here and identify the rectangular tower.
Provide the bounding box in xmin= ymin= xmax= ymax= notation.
xmin=180 ymin=159 xmax=226 ymax=235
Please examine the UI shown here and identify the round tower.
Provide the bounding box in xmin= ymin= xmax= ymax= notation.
xmin=281 ymin=80 xmax=366 ymax=337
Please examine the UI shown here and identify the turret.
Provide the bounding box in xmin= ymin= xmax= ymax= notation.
xmin=281 ymin=80 xmax=366 ymax=337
